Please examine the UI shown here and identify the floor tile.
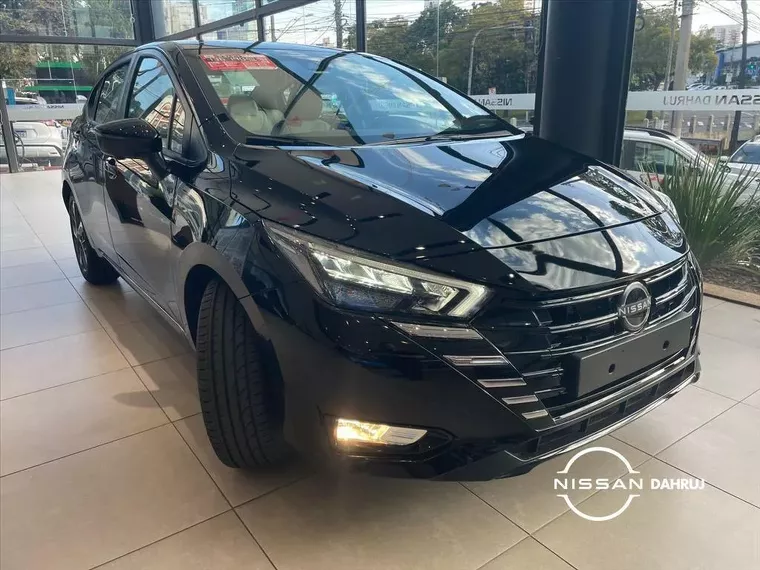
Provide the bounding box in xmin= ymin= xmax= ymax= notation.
xmin=0 ymin=233 xmax=42 ymax=252
xmin=106 ymin=317 xmax=189 ymax=365
xmin=0 ymin=246 xmax=52 ymax=268
xmin=701 ymin=295 xmax=724 ymax=310
xmin=700 ymin=302 xmax=760 ymax=348
xmin=0 ymin=329 xmax=129 ymax=399
xmin=744 ymin=389 xmax=760 ymax=410
xmin=0 ymin=278 xmax=79 ymax=315
xmin=480 ymin=538 xmax=573 ymax=570
xmin=85 ymin=290 xmax=158 ymax=328
xmin=0 ymin=369 xmax=168 ymax=475
xmin=175 ymin=414 xmax=308 ymax=507
xmin=657 ymin=404 xmax=760 ymax=506
xmin=696 ymin=333 xmax=760 ymax=400
xmin=534 ymin=459 xmax=760 ymax=570
xmin=43 ymin=240 xmax=76 ymax=261
xmin=55 ymin=257 xmax=84 ymax=278
xmin=612 ymin=385 xmax=735 ymax=455
xmin=464 ymin=436 xmax=648 ymax=533
xmin=0 ymin=301 xmax=101 ymax=350
xmin=97 ymin=512 xmax=273 ymax=570
xmin=135 ymin=354 xmax=200 ymax=421
xmin=237 ymin=474 xmax=525 ymax=570
xmin=0 ymin=425 xmax=229 ymax=570
xmin=68 ymin=275 xmax=135 ymax=300
xmin=0 ymin=261 xmax=64 ymax=288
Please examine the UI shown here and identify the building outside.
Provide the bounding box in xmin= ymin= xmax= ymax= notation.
xmin=710 ymin=24 xmax=741 ymax=47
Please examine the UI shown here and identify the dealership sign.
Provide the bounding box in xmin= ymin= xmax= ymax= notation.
xmin=7 ymin=103 xmax=83 ymax=121
xmin=472 ymin=89 xmax=760 ymax=112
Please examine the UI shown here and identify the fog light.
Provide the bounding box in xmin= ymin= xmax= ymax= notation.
xmin=334 ymin=419 xmax=427 ymax=447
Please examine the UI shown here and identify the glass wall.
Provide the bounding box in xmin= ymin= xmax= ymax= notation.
xmin=1 ymin=41 xmax=131 ymax=171
xmin=200 ymin=20 xmax=258 ymax=42
xmin=0 ymin=0 xmax=134 ymax=39
xmin=365 ymin=0 xmax=538 ymax=95
xmin=198 ymin=0 xmax=254 ymax=26
xmin=151 ymin=0 xmax=198 ymax=37
xmin=263 ymin=0 xmax=355 ymax=49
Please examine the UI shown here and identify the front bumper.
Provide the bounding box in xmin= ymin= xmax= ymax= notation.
xmin=253 ymin=252 xmax=702 ymax=480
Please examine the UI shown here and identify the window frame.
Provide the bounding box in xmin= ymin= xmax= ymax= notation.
xmin=90 ymin=56 xmax=133 ymax=125
xmin=122 ymin=49 xmax=204 ymax=164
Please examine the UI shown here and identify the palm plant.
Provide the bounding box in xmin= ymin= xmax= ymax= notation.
xmin=644 ymin=159 xmax=760 ymax=269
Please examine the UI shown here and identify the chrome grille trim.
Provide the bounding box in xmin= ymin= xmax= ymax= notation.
xmin=392 ymin=322 xmax=482 ymax=339
xmin=502 ymin=395 xmax=539 ymax=405
xmin=548 ymin=313 xmax=618 ymax=333
xmin=644 ymin=260 xmax=686 ymax=284
xmin=477 ymin=378 xmax=526 ymax=388
xmin=523 ymin=367 xmax=563 ymax=378
xmin=444 ymin=355 xmax=508 ymax=367
xmin=522 ymin=409 xmax=550 ymax=420
xmin=655 ymin=273 xmax=689 ymax=304
xmin=533 ymin=285 xmax=626 ymax=308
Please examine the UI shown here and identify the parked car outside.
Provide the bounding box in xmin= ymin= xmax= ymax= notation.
xmin=61 ymin=41 xmax=702 ymax=480
xmin=620 ymin=127 xmax=759 ymax=202
xmin=0 ymin=120 xmax=67 ymax=167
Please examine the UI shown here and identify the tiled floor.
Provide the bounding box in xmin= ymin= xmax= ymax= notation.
xmin=1 ymin=171 xmax=759 ymax=570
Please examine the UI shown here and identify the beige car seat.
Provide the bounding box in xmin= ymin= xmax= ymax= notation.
xmin=249 ymin=82 xmax=286 ymax=129
xmin=279 ymin=89 xmax=331 ymax=135
xmin=227 ymin=94 xmax=272 ymax=134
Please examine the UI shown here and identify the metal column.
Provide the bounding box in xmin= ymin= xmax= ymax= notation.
xmin=534 ymin=0 xmax=637 ymax=165
xmin=0 ymin=92 xmax=20 ymax=173
xmin=133 ymin=0 xmax=157 ymax=43
xmin=355 ymin=0 xmax=366 ymax=51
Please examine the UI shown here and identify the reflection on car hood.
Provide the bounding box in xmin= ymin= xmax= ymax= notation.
xmin=231 ymin=135 xmax=680 ymax=291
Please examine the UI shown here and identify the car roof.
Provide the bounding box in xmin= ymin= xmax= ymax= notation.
xmin=623 ymin=127 xmax=679 ymax=142
xmin=142 ymin=39 xmax=347 ymax=58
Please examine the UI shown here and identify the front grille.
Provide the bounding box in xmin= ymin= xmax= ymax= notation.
xmin=505 ymin=359 xmax=697 ymax=460
xmin=473 ymin=256 xmax=700 ymax=420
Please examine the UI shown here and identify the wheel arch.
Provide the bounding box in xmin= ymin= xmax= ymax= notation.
xmin=177 ymin=242 xmax=270 ymax=345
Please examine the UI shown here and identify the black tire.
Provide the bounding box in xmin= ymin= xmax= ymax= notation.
xmin=196 ymin=279 xmax=289 ymax=468
xmin=68 ymin=195 xmax=119 ymax=285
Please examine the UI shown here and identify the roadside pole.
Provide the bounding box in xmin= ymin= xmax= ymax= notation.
xmin=672 ymin=0 xmax=693 ymax=137
xmin=729 ymin=0 xmax=749 ymax=152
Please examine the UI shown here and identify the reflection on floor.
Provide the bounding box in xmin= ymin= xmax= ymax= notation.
xmin=1 ymin=171 xmax=759 ymax=570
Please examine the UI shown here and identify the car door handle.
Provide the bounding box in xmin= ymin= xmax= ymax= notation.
xmin=105 ymin=157 xmax=117 ymax=179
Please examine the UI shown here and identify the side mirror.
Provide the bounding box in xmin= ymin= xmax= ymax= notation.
xmin=718 ymin=155 xmax=729 ymax=163
xmin=93 ymin=118 xmax=161 ymax=159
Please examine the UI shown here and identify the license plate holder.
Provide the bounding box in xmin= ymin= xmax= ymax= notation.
xmin=568 ymin=315 xmax=692 ymax=398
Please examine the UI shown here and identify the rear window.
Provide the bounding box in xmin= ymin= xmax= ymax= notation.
xmin=189 ymin=47 xmax=517 ymax=146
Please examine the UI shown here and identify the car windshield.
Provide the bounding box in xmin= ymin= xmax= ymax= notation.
xmin=729 ymin=143 xmax=760 ymax=164
xmin=190 ymin=46 xmax=518 ymax=146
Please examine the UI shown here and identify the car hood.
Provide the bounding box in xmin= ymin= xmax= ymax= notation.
xmin=231 ymin=135 xmax=686 ymax=292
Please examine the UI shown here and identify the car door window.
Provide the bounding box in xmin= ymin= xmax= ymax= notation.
xmin=632 ymin=142 xmax=678 ymax=175
xmin=94 ymin=64 xmax=129 ymax=124
xmin=126 ymin=57 xmax=177 ymax=151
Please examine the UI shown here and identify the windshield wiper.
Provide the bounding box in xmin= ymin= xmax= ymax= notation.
xmin=368 ymin=129 xmax=518 ymax=146
xmin=244 ymin=134 xmax=325 ymax=147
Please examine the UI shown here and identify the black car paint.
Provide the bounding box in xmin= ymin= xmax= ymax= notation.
xmin=63 ymin=41 xmax=699 ymax=479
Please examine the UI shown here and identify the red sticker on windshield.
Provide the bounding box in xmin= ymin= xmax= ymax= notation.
xmin=201 ymin=53 xmax=277 ymax=71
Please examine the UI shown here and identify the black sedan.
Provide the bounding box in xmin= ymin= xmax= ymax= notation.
xmin=62 ymin=41 xmax=702 ymax=480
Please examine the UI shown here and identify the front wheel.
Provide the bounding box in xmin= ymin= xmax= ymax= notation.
xmin=196 ymin=279 xmax=290 ymax=468
xmin=68 ymin=195 xmax=119 ymax=285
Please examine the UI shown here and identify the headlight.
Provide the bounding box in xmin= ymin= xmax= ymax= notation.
xmin=653 ymin=189 xmax=680 ymax=222
xmin=264 ymin=222 xmax=490 ymax=318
